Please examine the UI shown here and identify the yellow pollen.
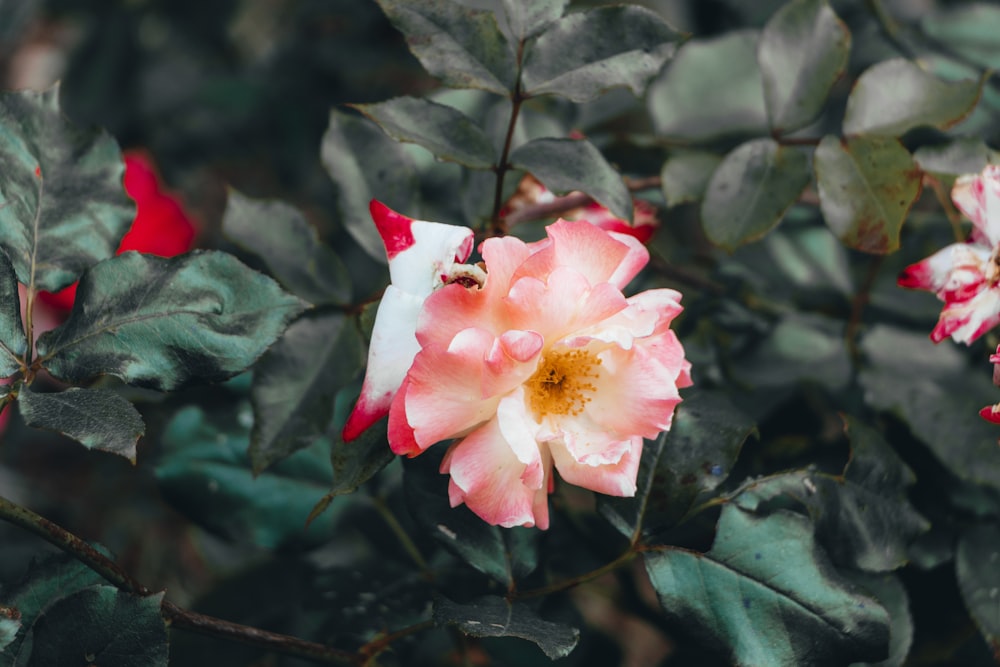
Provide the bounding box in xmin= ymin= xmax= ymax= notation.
xmin=525 ymin=348 xmax=601 ymax=419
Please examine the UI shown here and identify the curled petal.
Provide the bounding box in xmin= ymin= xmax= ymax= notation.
xmin=442 ymin=418 xmax=551 ymax=529
xmin=550 ymin=433 xmax=642 ymax=497
xmin=898 ymin=243 xmax=990 ymax=301
xmin=952 ymin=165 xmax=1000 ymax=247
xmin=930 ymin=286 xmax=1000 ymax=344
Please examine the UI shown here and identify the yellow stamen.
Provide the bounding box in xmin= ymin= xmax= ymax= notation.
xmin=525 ymin=348 xmax=601 ymax=419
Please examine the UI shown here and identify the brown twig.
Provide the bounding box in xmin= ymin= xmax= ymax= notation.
xmin=504 ymin=176 xmax=664 ymax=227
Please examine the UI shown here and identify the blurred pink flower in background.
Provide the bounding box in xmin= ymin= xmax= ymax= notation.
xmin=346 ymin=201 xmax=690 ymax=528
xmin=898 ymin=164 xmax=1000 ymax=344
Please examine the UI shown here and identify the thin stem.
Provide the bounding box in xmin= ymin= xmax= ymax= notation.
xmin=512 ymin=549 xmax=638 ymax=601
xmin=162 ymin=602 xmax=356 ymax=665
xmin=927 ymin=175 xmax=966 ymax=243
xmin=865 ymin=0 xmax=918 ymax=59
xmin=489 ymin=40 xmax=527 ymax=235
xmin=845 ymin=255 xmax=884 ymax=366
xmin=0 ymin=493 xmax=363 ymax=665
xmin=371 ymin=495 xmax=429 ymax=574
xmin=357 ymin=619 xmax=436 ymax=664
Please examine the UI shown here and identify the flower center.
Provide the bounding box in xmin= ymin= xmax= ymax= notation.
xmin=525 ymin=348 xmax=601 ymax=420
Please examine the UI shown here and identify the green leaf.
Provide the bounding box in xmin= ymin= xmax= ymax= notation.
xmin=859 ymin=325 xmax=1000 ymax=488
xmin=660 ymin=151 xmax=722 ymax=207
xmin=600 ymin=391 xmax=756 ymax=541
xmin=733 ymin=419 xmax=929 ymax=573
xmin=156 ymin=403 xmax=342 ymax=548
xmin=352 ymin=96 xmax=497 ymax=169
xmin=842 ymin=58 xmax=984 ymax=137
xmin=734 ymin=313 xmax=852 ymax=391
xmin=645 ymin=505 xmax=891 ymax=666
xmin=17 ymin=386 xmax=145 ymax=462
xmin=921 ymin=4 xmax=1000 ymax=70
xmin=509 ymin=137 xmax=630 ymax=221
xmin=16 ymin=586 xmax=166 ymax=667
xmin=249 ymin=310 xmax=362 ymax=474
xmin=912 ymin=138 xmax=997 ymax=176
xmin=433 ymin=596 xmax=579 ymax=660
xmin=956 ymin=523 xmax=1000 ymax=654
xmin=403 ymin=451 xmax=539 ymax=586
xmin=222 ymin=190 xmax=350 ymax=306
xmin=1 ymin=551 xmax=107 ymax=664
xmin=0 ymin=85 xmax=134 ymax=292
xmin=814 ymin=135 xmax=922 ymax=254
xmin=321 ymin=109 xmax=420 ymax=264
xmin=36 ymin=250 xmax=305 ymax=392
xmin=0 ymin=249 xmax=26 ymax=377
xmin=499 ymin=0 xmax=566 ymax=40
xmin=520 ymin=6 xmax=683 ymax=103
xmin=374 ymin=0 xmax=516 ymax=95
xmin=701 ymin=138 xmax=811 ymax=251
xmin=845 ymin=572 xmax=913 ymax=667
xmin=758 ymin=0 xmax=850 ymax=134
xmin=648 ymin=30 xmax=768 ymax=142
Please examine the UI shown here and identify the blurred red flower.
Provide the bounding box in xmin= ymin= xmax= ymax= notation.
xmin=39 ymin=151 xmax=197 ymax=310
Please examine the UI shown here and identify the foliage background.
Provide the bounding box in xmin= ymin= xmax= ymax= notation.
xmin=1 ymin=0 xmax=999 ymax=665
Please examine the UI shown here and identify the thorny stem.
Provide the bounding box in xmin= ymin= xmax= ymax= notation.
xmin=0 ymin=493 xmax=403 ymax=666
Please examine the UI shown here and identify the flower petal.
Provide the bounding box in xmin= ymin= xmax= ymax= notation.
xmin=405 ymin=328 xmax=501 ymax=447
xmin=931 ymin=285 xmax=1000 ymax=344
xmin=515 ymin=220 xmax=649 ymax=290
xmin=952 ymin=165 xmax=1000 ymax=247
xmin=898 ymin=242 xmax=990 ymax=301
xmin=441 ymin=417 xmax=551 ymax=528
xmin=980 ymin=403 xmax=1000 ymax=424
xmin=550 ymin=433 xmax=642 ymax=497
xmin=343 ymin=285 xmax=424 ymax=441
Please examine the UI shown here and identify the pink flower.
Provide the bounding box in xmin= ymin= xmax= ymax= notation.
xmin=980 ymin=345 xmax=1000 ymax=424
xmin=898 ymin=165 xmax=1000 ymax=344
xmin=347 ymin=201 xmax=691 ymax=528
xmin=342 ymin=201 xmax=484 ymax=441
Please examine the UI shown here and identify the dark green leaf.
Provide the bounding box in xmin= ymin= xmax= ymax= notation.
xmin=17 ymin=586 xmax=166 ymax=667
xmin=645 ymin=505 xmax=891 ymax=666
xmin=701 ymin=138 xmax=811 ymax=251
xmin=660 ymin=151 xmax=722 ymax=207
xmin=814 ymin=135 xmax=922 ymax=254
xmin=36 ymin=251 xmax=305 ymax=392
xmin=433 ymin=596 xmax=579 ymax=660
xmin=956 ymin=523 xmax=1000 ymax=654
xmin=0 ymin=85 xmax=134 ymax=292
xmin=734 ymin=313 xmax=852 ymax=391
xmin=520 ymin=6 xmax=683 ymax=102
xmin=499 ymin=0 xmax=566 ymax=40
xmin=0 ymin=249 xmax=26 ymax=377
xmin=17 ymin=386 xmax=145 ymax=462
xmin=758 ymin=0 xmax=850 ymax=134
xmin=352 ymin=96 xmax=497 ymax=169
xmin=733 ymin=422 xmax=929 ymax=573
xmin=374 ymin=0 xmax=516 ymax=94
xmin=921 ymin=5 xmax=1000 ymax=70
xmin=648 ymin=31 xmax=768 ymax=141
xmin=600 ymin=391 xmax=755 ymax=541
xmin=842 ymin=58 xmax=983 ymax=137
xmin=156 ymin=404 xmax=342 ymax=548
xmin=249 ymin=310 xmax=362 ymax=474
xmin=1 ymin=551 xmax=108 ymax=664
xmin=845 ymin=572 xmax=913 ymax=667
xmin=912 ymin=138 xmax=997 ymax=176
xmin=321 ymin=110 xmax=420 ymax=264
xmin=222 ymin=190 xmax=350 ymax=306
xmin=509 ymin=137 xmax=630 ymax=221
xmin=859 ymin=325 xmax=1000 ymax=488
xmin=403 ymin=451 xmax=538 ymax=586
